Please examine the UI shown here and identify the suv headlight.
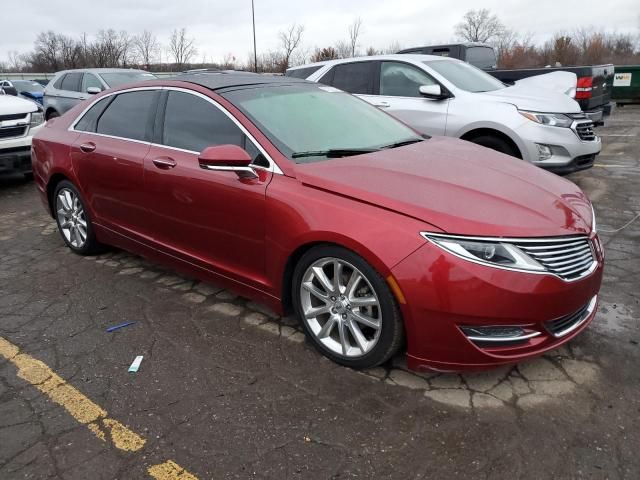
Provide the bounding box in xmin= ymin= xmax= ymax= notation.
xmin=421 ymin=233 xmax=545 ymax=272
xmin=519 ymin=110 xmax=573 ymax=128
xmin=30 ymin=111 xmax=45 ymax=127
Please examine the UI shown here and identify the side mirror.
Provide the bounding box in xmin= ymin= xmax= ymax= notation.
xmin=87 ymin=87 xmax=102 ymax=94
xmin=198 ymin=144 xmax=257 ymax=179
xmin=419 ymin=84 xmax=448 ymax=100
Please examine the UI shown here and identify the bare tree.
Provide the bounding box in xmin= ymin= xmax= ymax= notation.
xmin=169 ymin=28 xmax=197 ymax=68
xmin=278 ymin=23 xmax=304 ymax=71
xmin=334 ymin=40 xmax=351 ymax=58
xmin=381 ymin=41 xmax=402 ymax=54
xmin=348 ymin=18 xmax=363 ymax=57
xmin=455 ymin=9 xmax=505 ymax=43
xmin=311 ymin=47 xmax=339 ymax=62
xmin=8 ymin=51 xmax=23 ymax=71
xmin=133 ymin=30 xmax=159 ymax=67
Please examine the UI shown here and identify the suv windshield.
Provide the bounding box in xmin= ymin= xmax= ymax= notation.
xmin=12 ymin=81 xmax=44 ymax=93
xmin=98 ymin=71 xmax=157 ymax=88
xmin=222 ymin=84 xmax=422 ymax=163
xmin=425 ymin=60 xmax=505 ymax=92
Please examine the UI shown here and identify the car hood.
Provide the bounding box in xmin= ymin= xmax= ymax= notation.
xmin=476 ymin=84 xmax=581 ymax=113
xmin=294 ymin=137 xmax=593 ymax=238
xmin=0 ymin=95 xmax=39 ymax=115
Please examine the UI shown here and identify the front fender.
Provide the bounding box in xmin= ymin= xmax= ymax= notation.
xmin=264 ymin=174 xmax=440 ymax=302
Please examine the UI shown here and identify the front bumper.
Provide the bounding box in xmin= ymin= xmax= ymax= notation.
xmin=516 ymin=121 xmax=601 ymax=171
xmin=0 ymin=123 xmax=42 ymax=175
xmin=391 ymin=234 xmax=604 ymax=372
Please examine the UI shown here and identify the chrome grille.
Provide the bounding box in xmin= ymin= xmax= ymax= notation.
xmin=0 ymin=126 xmax=27 ymax=139
xmin=575 ymin=121 xmax=596 ymax=141
xmin=545 ymin=296 xmax=597 ymax=337
xmin=512 ymin=237 xmax=595 ymax=281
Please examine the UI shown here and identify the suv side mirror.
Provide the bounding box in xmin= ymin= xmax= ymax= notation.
xmin=87 ymin=87 xmax=102 ymax=95
xmin=419 ymin=84 xmax=448 ymax=100
xmin=198 ymin=144 xmax=257 ymax=179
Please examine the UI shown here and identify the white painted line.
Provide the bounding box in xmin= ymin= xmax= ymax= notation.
xmin=599 ymin=134 xmax=637 ymax=137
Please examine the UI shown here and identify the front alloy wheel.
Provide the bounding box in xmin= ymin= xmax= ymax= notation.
xmin=293 ymin=246 xmax=404 ymax=369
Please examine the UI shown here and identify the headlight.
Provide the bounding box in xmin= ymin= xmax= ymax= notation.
xmin=590 ymin=204 xmax=597 ymax=234
xmin=519 ymin=110 xmax=573 ymax=128
xmin=30 ymin=111 xmax=45 ymax=127
xmin=421 ymin=233 xmax=545 ymax=272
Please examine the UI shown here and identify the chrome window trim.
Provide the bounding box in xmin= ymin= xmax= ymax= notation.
xmin=421 ymin=232 xmax=598 ymax=282
xmin=68 ymin=85 xmax=283 ymax=175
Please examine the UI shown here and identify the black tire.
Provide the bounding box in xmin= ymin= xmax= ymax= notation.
xmin=46 ymin=110 xmax=60 ymax=121
xmin=292 ymin=245 xmax=404 ymax=369
xmin=469 ymin=135 xmax=520 ymax=158
xmin=53 ymin=180 xmax=104 ymax=255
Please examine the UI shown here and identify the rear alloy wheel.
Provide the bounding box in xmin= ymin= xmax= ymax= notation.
xmin=54 ymin=181 xmax=103 ymax=255
xmin=293 ymin=246 xmax=403 ymax=369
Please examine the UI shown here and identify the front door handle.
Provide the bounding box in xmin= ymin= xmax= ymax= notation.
xmin=374 ymin=101 xmax=390 ymax=108
xmin=79 ymin=142 xmax=96 ymax=153
xmin=152 ymin=157 xmax=177 ymax=169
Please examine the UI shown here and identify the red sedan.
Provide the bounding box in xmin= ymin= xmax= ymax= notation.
xmin=31 ymin=73 xmax=603 ymax=371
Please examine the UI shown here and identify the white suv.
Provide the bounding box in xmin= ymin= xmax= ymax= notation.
xmin=287 ymin=55 xmax=601 ymax=174
xmin=0 ymin=94 xmax=45 ymax=178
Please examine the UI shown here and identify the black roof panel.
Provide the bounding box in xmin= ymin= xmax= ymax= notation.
xmin=168 ymin=72 xmax=311 ymax=90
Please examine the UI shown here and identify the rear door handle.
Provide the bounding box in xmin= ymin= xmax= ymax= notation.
xmin=152 ymin=157 xmax=177 ymax=169
xmin=79 ymin=142 xmax=96 ymax=153
xmin=374 ymin=101 xmax=390 ymax=108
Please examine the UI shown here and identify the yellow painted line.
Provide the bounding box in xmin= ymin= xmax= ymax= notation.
xmin=148 ymin=460 xmax=199 ymax=480
xmin=594 ymin=164 xmax=630 ymax=168
xmin=0 ymin=336 xmax=145 ymax=452
xmin=0 ymin=336 xmax=199 ymax=478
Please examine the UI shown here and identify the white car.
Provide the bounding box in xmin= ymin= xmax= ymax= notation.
xmin=287 ymin=55 xmax=601 ymax=174
xmin=0 ymin=94 xmax=45 ymax=178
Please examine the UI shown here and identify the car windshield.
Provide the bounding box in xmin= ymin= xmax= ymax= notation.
xmin=424 ymin=59 xmax=505 ymax=92
xmin=98 ymin=71 xmax=157 ymax=88
xmin=222 ymin=84 xmax=422 ymax=163
xmin=12 ymin=81 xmax=44 ymax=93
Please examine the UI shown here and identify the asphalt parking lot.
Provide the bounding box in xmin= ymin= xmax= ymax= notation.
xmin=1 ymin=106 xmax=639 ymax=480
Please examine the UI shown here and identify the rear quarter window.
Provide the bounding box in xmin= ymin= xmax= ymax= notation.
xmin=53 ymin=75 xmax=66 ymax=89
xmin=286 ymin=66 xmax=322 ymax=79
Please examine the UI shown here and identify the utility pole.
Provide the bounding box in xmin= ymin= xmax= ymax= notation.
xmin=252 ymin=0 xmax=258 ymax=72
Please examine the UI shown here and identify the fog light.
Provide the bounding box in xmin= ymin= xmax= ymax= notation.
xmin=536 ymin=144 xmax=552 ymax=161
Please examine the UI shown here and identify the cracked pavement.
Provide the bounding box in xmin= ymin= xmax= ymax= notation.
xmin=1 ymin=106 xmax=639 ymax=479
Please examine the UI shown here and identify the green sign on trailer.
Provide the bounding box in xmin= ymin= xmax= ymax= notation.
xmin=612 ymin=66 xmax=640 ymax=104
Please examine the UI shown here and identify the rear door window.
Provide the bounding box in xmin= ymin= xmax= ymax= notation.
xmin=60 ymin=72 xmax=82 ymax=92
xmin=96 ymin=90 xmax=156 ymax=141
xmin=324 ymin=62 xmax=374 ymax=95
xmin=466 ymin=47 xmax=497 ymax=69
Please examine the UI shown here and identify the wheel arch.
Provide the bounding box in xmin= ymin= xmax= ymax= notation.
xmin=279 ymin=237 xmax=397 ymax=317
xmin=459 ymin=127 xmax=523 ymax=159
xmin=45 ymin=107 xmax=59 ymax=120
xmin=46 ymin=173 xmax=71 ymax=218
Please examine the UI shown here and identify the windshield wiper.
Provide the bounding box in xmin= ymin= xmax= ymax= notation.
xmin=380 ymin=138 xmax=424 ymax=149
xmin=291 ymin=148 xmax=379 ymax=159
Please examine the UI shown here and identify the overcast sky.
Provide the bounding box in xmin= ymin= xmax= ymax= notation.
xmin=2 ymin=0 xmax=639 ymax=64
